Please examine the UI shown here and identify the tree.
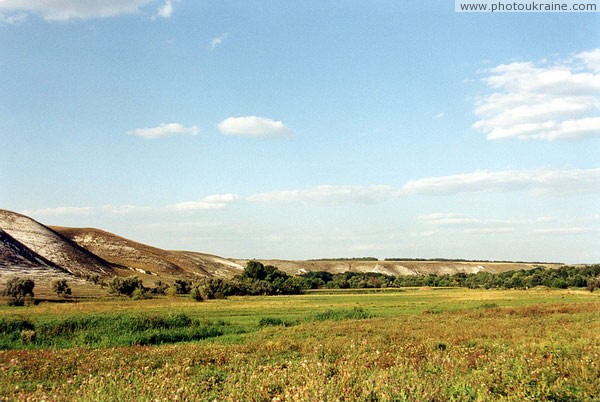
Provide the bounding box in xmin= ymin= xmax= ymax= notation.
xmin=173 ymin=279 xmax=192 ymax=294
xmin=52 ymin=279 xmax=72 ymax=298
xmin=108 ymin=276 xmax=144 ymax=297
xmin=3 ymin=277 xmax=35 ymax=306
xmin=191 ymin=278 xmax=230 ymax=300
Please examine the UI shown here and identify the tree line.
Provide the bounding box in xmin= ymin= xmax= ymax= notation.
xmin=302 ymin=264 xmax=600 ymax=291
xmin=4 ymin=263 xmax=600 ymax=306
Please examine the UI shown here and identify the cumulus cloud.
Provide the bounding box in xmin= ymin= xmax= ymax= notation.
xmin=400 ymin=168 xmax=600 ymax=196
xmin=0 ymin=0 xmax=161 ymax=21
xmin=218 ymin=116 xmax=292 ymax=138
xmin=128 ymin=123 xmax=199 ymax=139
xmin=473 ymin=49 xmax=600 ymax=141
xmin=169 ymin=194 xmax=240 ymax=211
xmin=247 ymin=185 xmax=396 ymax=204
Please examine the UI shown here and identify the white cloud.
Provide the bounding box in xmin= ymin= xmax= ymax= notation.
xmin=128 ymin=123 xmax=199 ymax=139
xmin=473 ymin=49 xmax=600 ymax=141
xmin=169 ymin=194 xmax=239 ymax=211
xmin=218 ymin=116 xmax=292 ymax=138
xmin=420 ymin=213 xmax=515 ymax=229
xmin=211 ymin=33 xmax=228 ymax=50
xmin=0 ymin=11 xmax=27 ymax=24
xmin=247 ymin=185 xmax=396 ymax=204
xmin=21 ymin=205 xmax=150 ymax=217
xmin=154 ymin=0 xmax=175 ymax=19
xmin=532 ymin=227 xmax=596 ymax=235
xmin=0 ymin=0 xmax=158 ymax=21
xmin=400 ymin=168 xmax=600 ymax=196
xmin=434 ymin=112 xmax=445 ymax=119
xmin=464 ymin=227 xmax=514 ymax=234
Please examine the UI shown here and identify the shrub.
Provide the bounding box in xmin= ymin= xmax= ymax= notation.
xmin=165 ymin=286 xmax=178 ymax=298
xmin=173 ymin=279 xmax=192 ymax=294
xmin=192 ymin=278 xmax=230 ymax=300
xmin=314 ymin=307 xmax=372 ymax=321
xmin=3 ymin=277 xmax=34 ymax=306
xmin=108 ymin=276 xmax=144 ymax=297
xmin=131 ymin=288 xmax=151 ymax=300
xmin=259 ymin=317 xmax=295 ymax=327
xmin=20 ymin=330 xmax=36 ymax=344
xmin=51 ymin=279 xmax=72 ymax=298
xmin=191 ymin=287 xmax=204 ymax=302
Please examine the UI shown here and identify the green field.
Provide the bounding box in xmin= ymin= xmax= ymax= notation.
xmin=1 ymin=288 xmax=599 ymax=401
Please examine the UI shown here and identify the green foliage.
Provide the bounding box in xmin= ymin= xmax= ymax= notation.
xmin=131 ymin=288 xmax=151 ymax=300
xmin=303 ymin=265 xmax=600 ymax=291
xmin=0 ymin=313 xmax=236 ymax=349
xmin=173 ymin=279 xmax=192 ymax=295
xmin=314 ymin=307 xmax=373 ymax=321
xmin=3 ymin=277 xmax=35 ymax=306
xmin=153 ymin=280 xmax=170 ymax=295
xmin=259 ymin=317 xmax=295 ymax=327
xmin=84 ymin=273 xmax=102 ymax=285
xmin=3 ymin=277 xmax=35 ymax=299
xmin=108 ymin=276 xmax=144 ymax=297
xmin=51 ymin=279 xmax=71 ymax=298
xmin=192 ymin=278 xmax=230 ymax=300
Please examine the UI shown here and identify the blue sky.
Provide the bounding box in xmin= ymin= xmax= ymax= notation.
xmin=1 ymin=1 xmax=599 ymax=262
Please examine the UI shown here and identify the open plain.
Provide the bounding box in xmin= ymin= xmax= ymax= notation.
xmin=1 ymin=287 xmax=599 ymax=401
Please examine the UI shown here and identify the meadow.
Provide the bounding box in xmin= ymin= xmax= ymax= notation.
xmin=1 ymin=287 xmax=599 ymax=401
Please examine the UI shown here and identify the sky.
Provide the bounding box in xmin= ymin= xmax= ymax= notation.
xmin=1 ymin=0 xmax=599 ymax=263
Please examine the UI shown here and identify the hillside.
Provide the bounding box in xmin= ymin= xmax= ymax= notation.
xmin=0 ymin=228 xmax=59 ymax=270
xmin=1 ymin=209 xmax=563 ymax=292
xmin=52 ymin=226 xmax=244 ymax=280
xmin=233 ymin=259 xmax=562 ymax=277
xmin=0 ymin=209 xmax=115 ymax=277
xmin=0 ymin=227 xmax=104 ymax=297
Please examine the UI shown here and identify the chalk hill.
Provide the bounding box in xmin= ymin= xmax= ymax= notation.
xmin=52 ymin=226 xmax=244 ymax=279
xmin=0 ymin=209 xmax=115 ymax=277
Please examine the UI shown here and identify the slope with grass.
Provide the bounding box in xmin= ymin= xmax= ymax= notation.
xmin=52 ymin=226 xmax=244 ymax=280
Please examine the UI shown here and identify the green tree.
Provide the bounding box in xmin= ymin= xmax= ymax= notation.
xmin=51 ymin=279 xmax=72 ymax=298
xmin=3 ymin=277 xmax=35 ymax=306
xmin=108 ymin=276 xmax=144 ymax=297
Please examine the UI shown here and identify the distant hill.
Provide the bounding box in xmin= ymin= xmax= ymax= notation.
xmin=52 ymin=226 xmax=244 ymax=280
xmin=0 ymin=209 xmax=564 ymax=294
xmin=232 ymin=258 xmax=563 ymax=277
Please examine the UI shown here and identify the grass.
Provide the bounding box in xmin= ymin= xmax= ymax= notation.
xmin=0 ymin=287 xmax=599 ymax=400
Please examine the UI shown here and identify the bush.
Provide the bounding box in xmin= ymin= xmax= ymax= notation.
xmin=131 ymin=288 xmax=151 ymax=300
xmin=3 ymin=277 xmax=34 ymax=306
xmin=314 ymin=307 xmax=373 ymax=321
xmin=108 ymin=276 xmax=144 ymax=297
xmin=173 ymin=279 xmax=192 ymax=294
xmin=191 ymin=287 xmax=204 ymax=302
xmin=259 ymin=317 xmax=295 ymax=327
xmin=52 ymin=279 xmax=72 ymax=298
xmin=192 ymin=278 xmax=230 ymax=300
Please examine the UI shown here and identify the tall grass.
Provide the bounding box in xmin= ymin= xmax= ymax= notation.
xmin=1 ymin=288 xmax=599 ymax=400
xmin=0 ymin=313 xmax=239 ymax=349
